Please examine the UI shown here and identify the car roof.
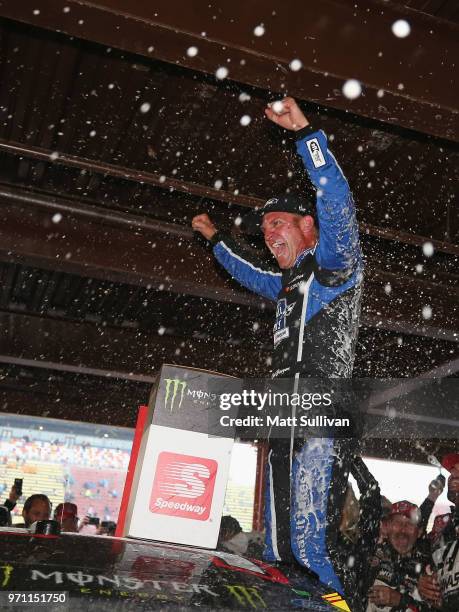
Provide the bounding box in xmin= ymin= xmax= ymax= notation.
xmin=0 ymin=528 xmax=350 ymax=610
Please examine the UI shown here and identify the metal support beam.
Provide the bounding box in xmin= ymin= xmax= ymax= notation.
xmin=0 ymin=0 xmax=457 ymax=140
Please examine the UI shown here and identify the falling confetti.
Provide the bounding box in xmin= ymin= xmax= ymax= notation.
xmin=422 ymin=305 xmax=432 ymax=320
xmin=272 ymin=100 xmax=285 ymax=114
xmin=186 ymin=46 xmax=198 ymax=57
xmin=215 ymin=66 xmax=229 ymax=80
xmin=392 ymin=19 xmax=411 ymax=38
xmin=289 ymin=59 xmax=302 ymax=72
xmin=342 ymin=79 xmax=362 ymax=100
xmin=422 ymin=242 xmax=434 ymax=257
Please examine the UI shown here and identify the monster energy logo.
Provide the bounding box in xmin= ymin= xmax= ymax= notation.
xmin=0 ymin=564 xmax=13 ymax=587
xmin=164 ymin=378 xmax=187 ymax=411
xmin=225 ymin=585 xmax=266 ymax=609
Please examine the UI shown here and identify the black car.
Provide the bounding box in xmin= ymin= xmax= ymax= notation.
xmin=0 ymin=526 xmax=351 ymax=611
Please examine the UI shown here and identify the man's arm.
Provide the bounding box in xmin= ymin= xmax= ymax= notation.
xmin=266 ymin=97 xmax=362 ymax=275
xmin=351 ymin=457 xmax=381 ymax=555
xmin=4 ymin=484 xmax=19 ymax=512
xmin=192 ymin=214 xmax=282 ymax=301
xmin=419 ymin=475 xmax=445 ymax=534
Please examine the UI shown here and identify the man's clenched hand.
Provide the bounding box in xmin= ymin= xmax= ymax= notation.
xmin=418 ymin=573 xmax=442 ymax=608
xmin=368 ymin=584 xmax=401 ymax=607
xmin=265 ymin=97 xmax=309 ymax=131
xmin=192 ymin=214 xmax=217 ymax=241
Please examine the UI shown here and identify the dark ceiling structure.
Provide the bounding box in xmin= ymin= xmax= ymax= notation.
xmin=0 ymin=0 xmax=457 ymax=460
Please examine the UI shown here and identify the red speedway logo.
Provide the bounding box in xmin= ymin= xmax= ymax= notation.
xmin=150 ymin=451 xmax=217 ymax=521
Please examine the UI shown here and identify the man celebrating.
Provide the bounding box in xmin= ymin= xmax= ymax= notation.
xmin=192 ymin=98 xmax=365 ymax=601
xmin=367 ymin=501 xmax=430 ymax=611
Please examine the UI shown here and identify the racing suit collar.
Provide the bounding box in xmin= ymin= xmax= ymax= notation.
xmin=294 ymin=243 xmax=317 ymax=267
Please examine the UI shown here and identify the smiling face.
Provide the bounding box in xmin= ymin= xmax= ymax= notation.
xmin=261 ymin=211 xmax=316 ymax=269
xmin=387 ymin=514 xmax=420 ymax=556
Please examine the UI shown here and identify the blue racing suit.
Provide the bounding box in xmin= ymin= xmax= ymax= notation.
xmin=210 ymin=126 xmax=364 ymax=602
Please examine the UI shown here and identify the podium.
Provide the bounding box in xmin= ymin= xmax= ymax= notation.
xmin=117 ymin=365 xmax=235 ymax=548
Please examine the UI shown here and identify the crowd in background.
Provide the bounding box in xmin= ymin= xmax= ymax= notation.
xmin=0 ymin=437 xmax=130 ymax=470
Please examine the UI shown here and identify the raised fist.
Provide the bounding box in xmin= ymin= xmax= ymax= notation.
xmin=265 ymin=97 xmax=309 ymax=131
xmin=192 ymin=214 xmax=217 ymax=241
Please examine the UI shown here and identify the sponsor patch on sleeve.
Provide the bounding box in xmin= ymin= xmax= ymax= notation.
xmin=306 ymin=138 xmax=326 ymax=168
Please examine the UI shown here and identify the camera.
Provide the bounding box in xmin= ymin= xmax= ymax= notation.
xmin=14 ymin=478 xmax=23 ymax=497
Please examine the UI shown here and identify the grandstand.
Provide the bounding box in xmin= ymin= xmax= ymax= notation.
xmin=70 ymin=466 xmax=127 ymax=521
xmin=222 ymin=483 xmax=255 ymax=531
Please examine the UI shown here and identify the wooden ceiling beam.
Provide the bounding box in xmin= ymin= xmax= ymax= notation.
xmin=0 ymin=311 xmax=270 ymax=379
xmin=0 ymin=0 xmax=457 ymax=140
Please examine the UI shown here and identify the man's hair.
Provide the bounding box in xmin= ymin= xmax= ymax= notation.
xmin=23 ymin=494 xmax=52 ymax=514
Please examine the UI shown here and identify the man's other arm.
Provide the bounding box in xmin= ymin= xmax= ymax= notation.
xmin=192 ymin=214 xmax=281 ymax=301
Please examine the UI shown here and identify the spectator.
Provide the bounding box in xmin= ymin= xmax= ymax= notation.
xmin=54 ymin=502 xmax=79 ymax=533
xmin=418 ymin=453 xmax=459 ymax=610
xmin=367 ymin=501 xmax=429 ymax=611
xmin=217 ymin=516 xmax=249 ymax=555
xmin=0 ymin=504 xmax=11 ymax=527
xmin=96 ymin=521 xmax=117 ymax=537
xmin=16 ymin=494 xmax=52 ymax=528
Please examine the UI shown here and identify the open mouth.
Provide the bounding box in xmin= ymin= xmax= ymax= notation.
xmin=269 ymin=240 xmax=286 ymax=254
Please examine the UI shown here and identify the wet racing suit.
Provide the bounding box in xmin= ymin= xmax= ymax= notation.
xmin=210 ymin=126 xmax=364 ymax=602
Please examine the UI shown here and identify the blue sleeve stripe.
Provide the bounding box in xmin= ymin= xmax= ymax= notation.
xmin=219 ymin=241 xmax=282 ymax=278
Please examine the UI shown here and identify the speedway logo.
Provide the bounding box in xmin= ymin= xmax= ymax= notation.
xmin=150 ymin=451 xmax=217 ymax=521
